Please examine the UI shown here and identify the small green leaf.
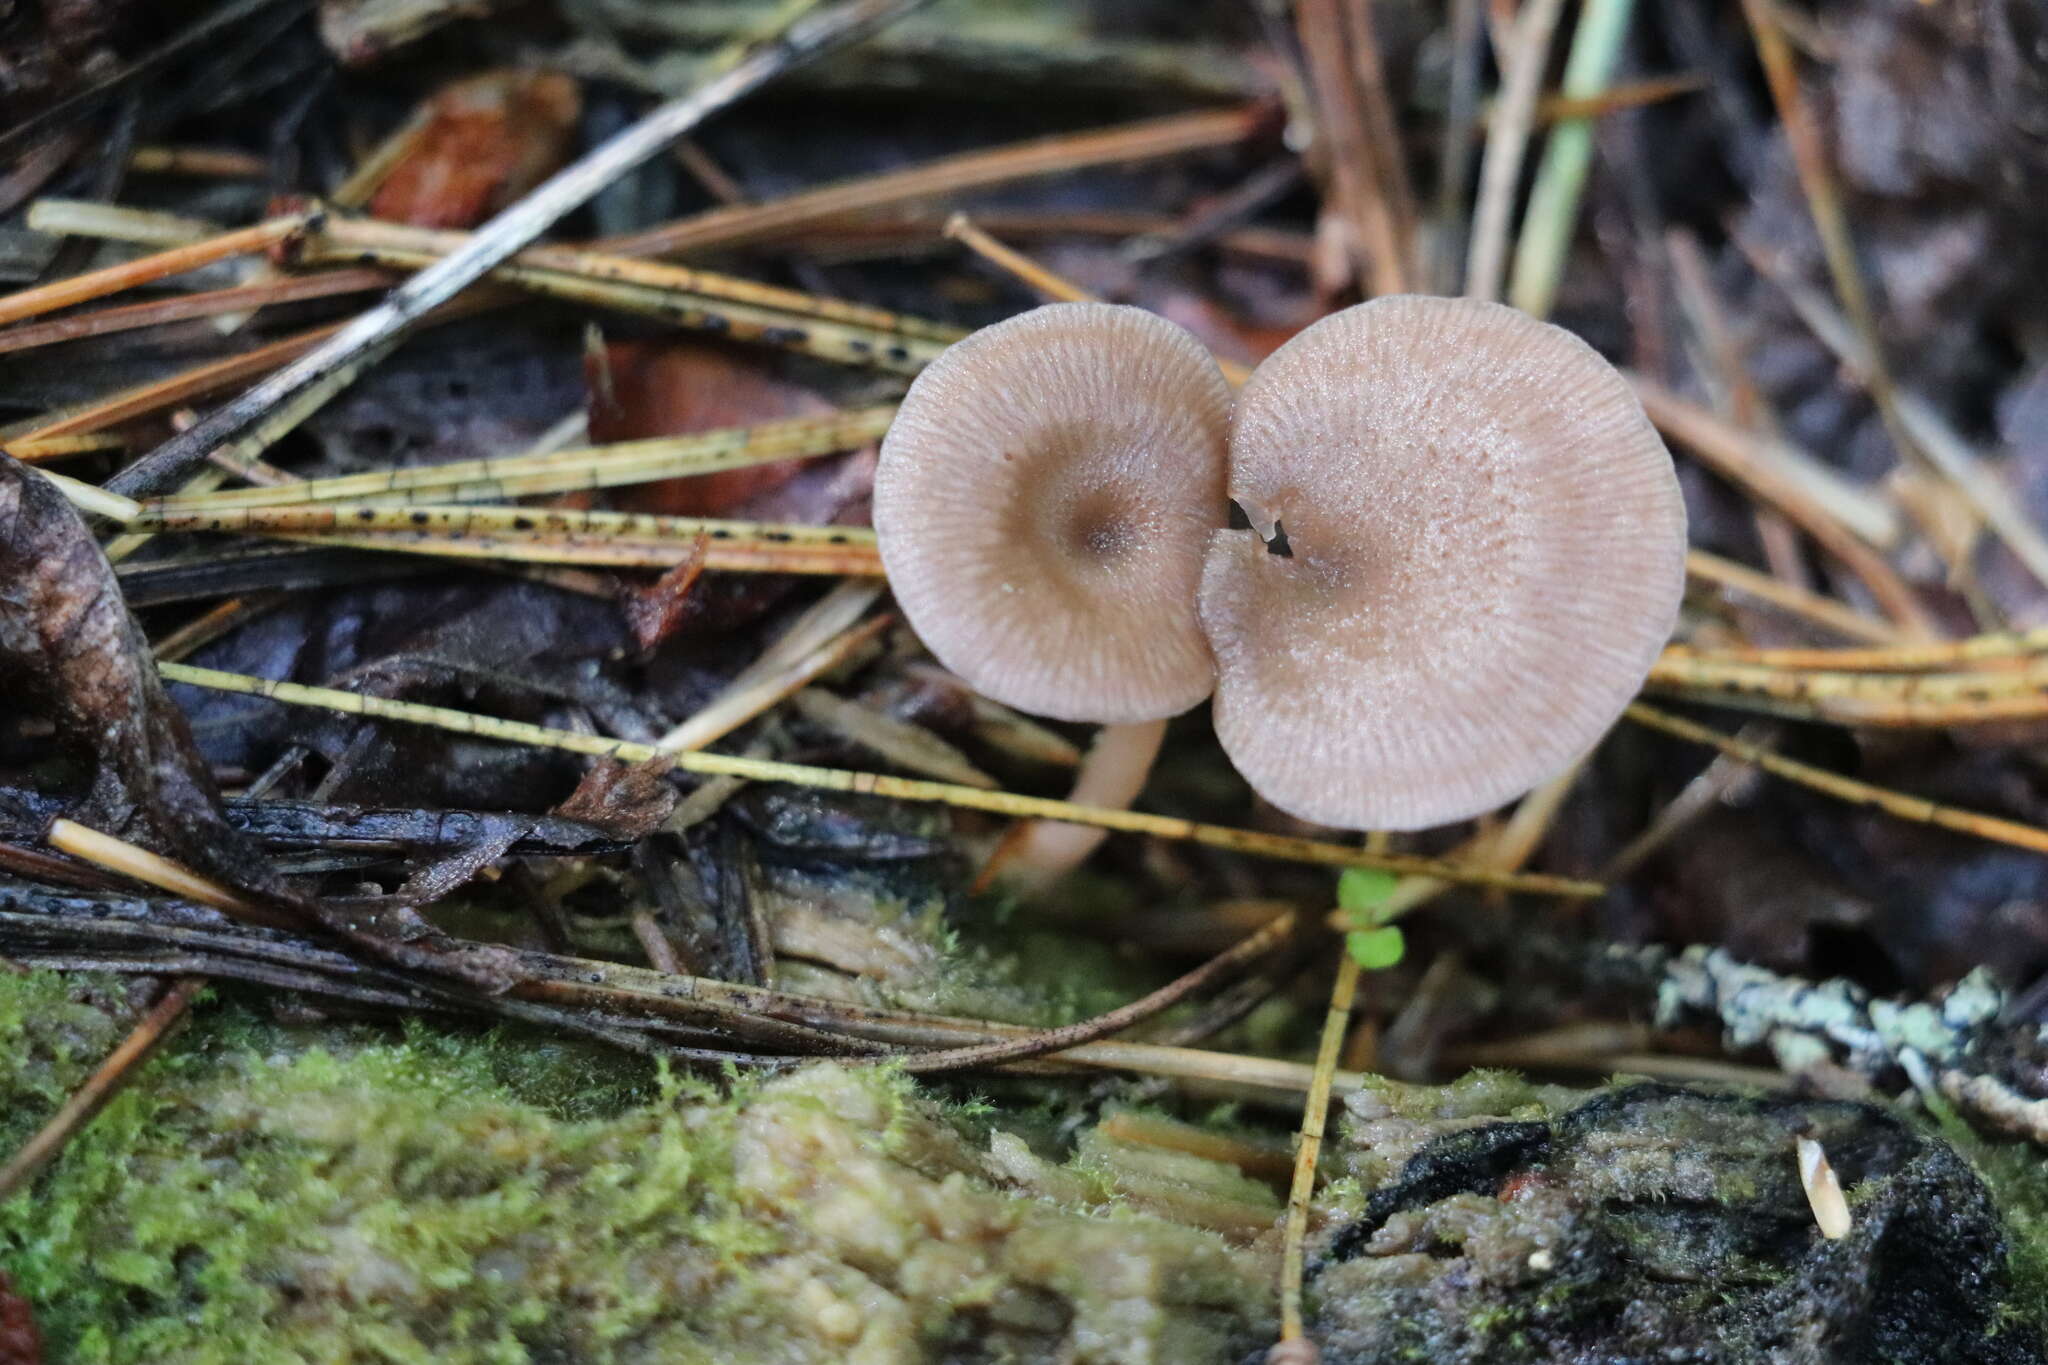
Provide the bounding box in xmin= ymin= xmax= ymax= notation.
xmin=1337 ymin=867 xmax=1400 ymax=921
xmin=1346 ymin=926 xmax=1406 ymax=971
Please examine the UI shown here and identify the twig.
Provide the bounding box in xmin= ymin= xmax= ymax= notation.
xmin=151 ymin=407 xmax=893 ymax=510
xmin=1508 ymin=0 xmax=1635 ymax=318
xmin=1465 ymin=0 xmax=1568 ymax=301
xmin=944 ymin=212 xmax=1092 ymax=302
xmin=0 ymin=215 xmax=306 ymax=329
xmin=1295 ymin=0 xmax=1410 ymax=295
xmin=657 ymin=585 xmax=889 ymax=751
xmin=0 ymin=976 xmax=205 ymax=1200
xmin=1625 ymin=702 xmax=2048 ymax=855
xmin=1740 ymin=239 xmax=2048 ymax=596
xmin=157 ymin=661 xmax=1608 ymax=895
xmin=129 ymin=145 xmax=269 ymax=178
xmin=1278 ymin=950 xmax=1360 ymax=1349
xmin=894 ymin=912 xmax=1298 ymax=1072
xmin=312 ymin=215 xmax=962 ymax=343
xmin=10 ymin=320 xmax=343 ymax=443
xmin=1635 ymin=377 xmax=1934 ymax=635
xmin=1670 ymin=629 xmax=2048 ymax=671
xmin=1738 ymin=0 xmax=1938 ymax=550
xmin=1685 ymin=548 xmax=1902 ymax=645
xmin=601 ymin=106 xmax=1266 ymax=258
xmin=0 ymin=268 xmax=389 ymax=357
xmin=1431 ymin=0 xmax=1486 ymax=292
xmin=939 ymin=215 xmax=1252 ymax=385
xmin=105 ymin=0 xmax=934 ymax=499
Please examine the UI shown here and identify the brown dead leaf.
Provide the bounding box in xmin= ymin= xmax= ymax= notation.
xmin=369 ymin=70 xmax=581 ymax=229
xmin=618 ymin=532 xmax=711 ymax=652
xmin=0 ymin=455 xmax=275 ymax=894
xmin=585 ymin=339 xmax=839 ymax=518
xmin=554 ymin=758 xmax=677 ymax=840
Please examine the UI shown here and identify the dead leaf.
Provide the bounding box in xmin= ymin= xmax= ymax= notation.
xmin=370 ymin=70 xmax=581 ymax=228
xmin=0 ymin=455 xmax=275 ymax=894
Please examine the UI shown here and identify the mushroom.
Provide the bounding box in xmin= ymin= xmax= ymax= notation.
xmin=874 ymin=301 xmax=1232 ymax=724
xmin=1198 ymin=294 xmax=1686 ymax=830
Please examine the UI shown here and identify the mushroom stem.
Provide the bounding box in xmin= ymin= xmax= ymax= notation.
xmin=977 ymin=719 xmax=1168 ymax=895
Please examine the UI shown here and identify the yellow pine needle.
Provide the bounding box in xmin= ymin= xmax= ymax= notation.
xmin=0 ymin=215 xmax=305 ymax=328
xmin=1626 ymin=701 xmax=2048 ymax=854
xmin=1668 ymin=629 xmax=2048 ymax=672
xmin=944 ymin=212 xmax=1094 ymax=302
xmin=1684 ymin=549 xmax=1903 ymax=646
xmin=1278 ymin=951 xmax=1361 ymax=1347
xmin=130 ymin=500 xmax=876 ymax=547
xmin=315 ymin=216 xmax=963 ymax=343
xmin=1650 ymin=655 xmax=2048 ymax=702
xmin=299 ymin=235 xmax=950 ymax=374
xmin=151 ymin=408 xmax=897 ymax=511
xmin=941 ymin=212 xmax=1253 ymax=386
xmin=231 ymin=528 xmax=879 ymax=575
xmin=155 ymin=660 xmax=1605 ymax=896
xmin=3 ymin=432 xmax=129 ymax=461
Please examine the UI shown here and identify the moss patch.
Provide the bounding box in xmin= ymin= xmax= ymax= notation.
xmin=0 ymin=973 xmax=1272 ymax=1365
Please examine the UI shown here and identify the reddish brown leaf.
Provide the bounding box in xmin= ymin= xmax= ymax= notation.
xmin=585 ymin=340 xmax=838 ymax=518
xmin=618 ymin=533 xmax=711 ymax=652
xmin=370 ymin=71 xmax=581 ymax=229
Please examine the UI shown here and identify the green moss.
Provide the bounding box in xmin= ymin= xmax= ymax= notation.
xmin=1927 ymin=1109 xmax=2048 ymax=1320
xmin=0 ymin=972 xmax=1272 ymax=1364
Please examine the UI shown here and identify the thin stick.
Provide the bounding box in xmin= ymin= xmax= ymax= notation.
xmin=944 ymin=212 xmax=1091 ymax=301
xmin=1738 ymin=0 xmax=1932 ymax=524
xmin=1341 ymin=0 xmax=1420 ymax=286
xmin=1625 ymin=702 xmax=2048 ymax=855
xmin=1465 ymin=0 xmax=1568 ymax=301
xmin=940 ymin=215 xmax=1251 ymax=385
xmin=1431 ymin=0 xmax=1486 ymax=292
xmin=1278 ymin=951 xmax=1360 ymax=1346
xmin=105 ymin=0 xmax=933 ymax=499
xmin=297 ymin=234 xmax=948 ymax=374
xmin=601 ymin=105 xmax=1265 ymax=259
xmin=1508 ymin=0 xmax=1635 ymax=318
xmin=10 ymin=320 xmax=343 ymax=442
xmin=0 ymin=216 xmax=304 ymax=329
xmin=129 ymin=145 xmax=269 ymax=178
xmin=1638 ymin=380 xmax=1932 ymax=634
xmin=896 ymin=912 xmax=1297 ymax=1072
xmin=1631 ymin=375 xmax=1900 ymax=547
xmin=157 ymin=661 xmax=1607 ymax=895
xmin=314 ymin=215 xmax=962 ymax=343
xmin=1741 ymin=239 xmax=2048 ymax=596
xmin=2 ymin=432 xmax=127 ymax=461
xmin=1685 ymin=549 xmax=1902 ymax=645
xmin=44 ymin=818 xmax=273 ymax=919
xmin=249 ymin=527 xmax=882 ymax=575
xmin=0 ymin=268 xmax=389 ymax=357
xmin=152 ymin=407 xmax=894 ymax=510
xmin=1297 ymin=0 xmax=1409 ymax=295
xmin=1670 ymin=630 xmax=2048 ymax=671
xmin=31 ymin=468 xmax=142 ymax=522
xmin=659 ymin=600 xmax=889 ymax=751
xmin=0 ymin=976 xmax=205 ymax=1200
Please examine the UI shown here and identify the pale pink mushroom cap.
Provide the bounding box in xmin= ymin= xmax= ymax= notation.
xmin=876 ymin=302 xmax=1232 ymax=723
xmin=1199 ymin=295 xmax=1687 ymax=830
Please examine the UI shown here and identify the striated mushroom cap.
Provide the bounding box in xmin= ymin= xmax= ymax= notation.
xmin=1199 ymin=295 xmax=1687 ymax=830
xmin=875 ymin=302 xmax=1233 ymax=723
